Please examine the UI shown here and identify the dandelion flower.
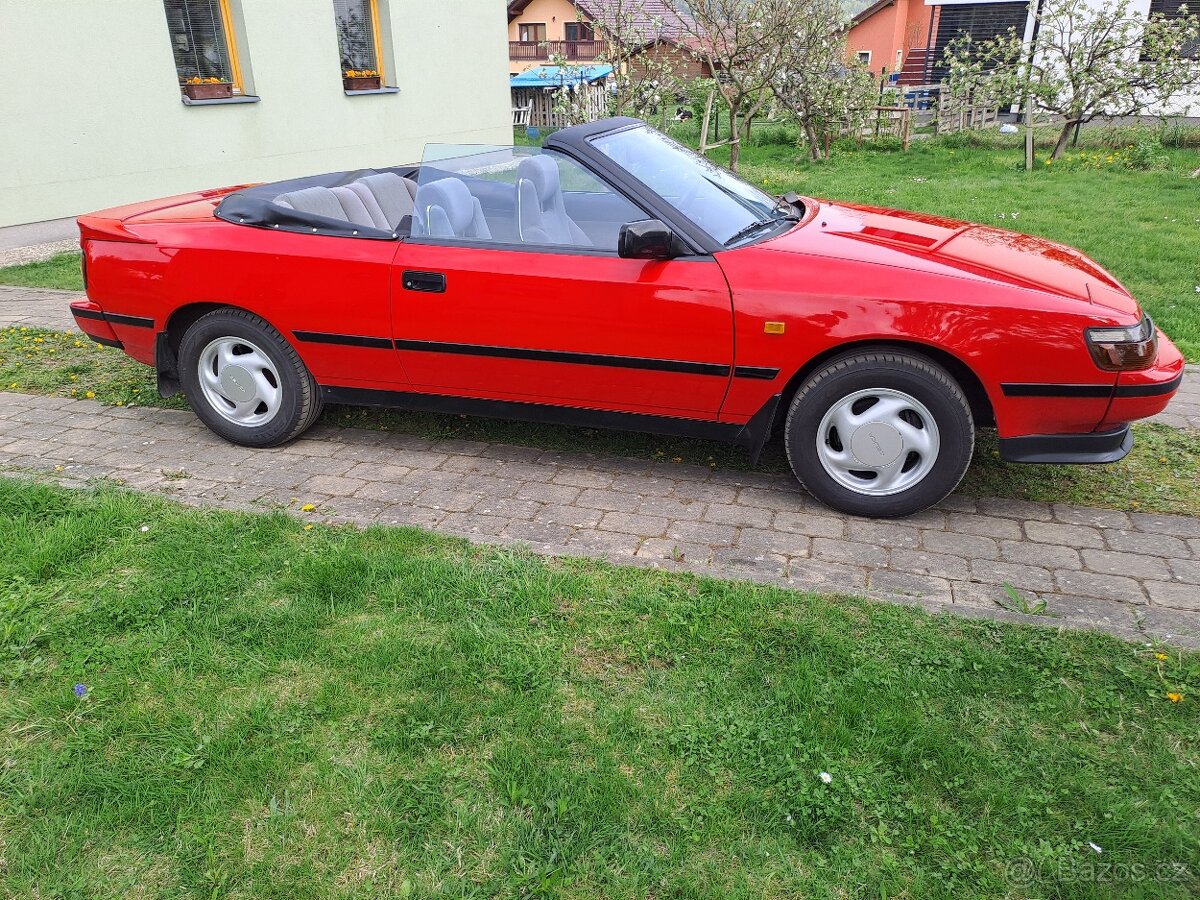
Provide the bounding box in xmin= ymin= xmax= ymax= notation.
xmin=1156 ymin=652 xmax=1169 ymax=661
xmin=301 ymin=503 xmax=316 ymax=512
xmin=85 ymin=391 xmax=96 ymax=399
xmin=1167 ymin=692 xmax=1184 ymax=703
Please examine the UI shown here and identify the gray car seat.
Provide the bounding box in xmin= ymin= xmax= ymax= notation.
xmin=356 ymin=173 xmax=418 ymax=228
xmin=275 ymin=174 xmax=419 ymax=232
xmin=516 ymin=155 xmax=591 ymax=246
xmin=414 ymin=178 xmax=492 ymax=240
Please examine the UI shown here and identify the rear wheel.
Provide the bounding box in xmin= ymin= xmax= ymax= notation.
xmin=178 ymin=309 xmax=321 ymax=447
xmin=784 ymin=351 xmax=974 ymax=518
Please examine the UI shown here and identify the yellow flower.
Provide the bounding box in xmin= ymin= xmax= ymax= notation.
xmin=1167 ymin=692 xmax=1184 ymax=703
xmin=85 ymin=391 xmax=96 ymax=399
xmin=304 ymin=524 xmax=314 ymax=531
xmin=301 ymin=503 xmax=316 ymax=512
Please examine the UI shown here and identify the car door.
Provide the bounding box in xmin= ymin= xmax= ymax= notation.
xmin=390 ymin=148 xmax=734 ymax=419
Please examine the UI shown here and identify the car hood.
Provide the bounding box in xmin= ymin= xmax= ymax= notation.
xmin=761 ymin=201 xmax=1140 ymax=317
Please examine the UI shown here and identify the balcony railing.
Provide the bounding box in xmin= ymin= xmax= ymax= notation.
xmin=509 ymin=40 xmax=602 ymax=61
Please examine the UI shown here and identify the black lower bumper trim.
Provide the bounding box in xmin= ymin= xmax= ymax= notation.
xmin=999 ymin=425 xmax=1133 ymax=465
xmin=86 ymin=334 xmax=124 ymax=350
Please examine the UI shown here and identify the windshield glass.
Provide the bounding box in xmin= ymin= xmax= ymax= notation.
xmin=590 ymin=126 xmax=786 ymax=245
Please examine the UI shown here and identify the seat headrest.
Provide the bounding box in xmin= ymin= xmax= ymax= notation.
xmin=416 ymin=178 xmax=477 ymax=234
xmin=517 ymin=155 xmax=561 ymax=208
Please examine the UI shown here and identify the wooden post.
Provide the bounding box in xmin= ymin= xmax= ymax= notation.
xmin=1025 ymin=96 xmax=1035 ymax=171
xmin=902 ymin=108 xmax=911 ymax=151
xmin=699 ymin=88 xmax=714 ymax=154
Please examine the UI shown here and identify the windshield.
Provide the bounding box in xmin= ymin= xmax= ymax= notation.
xmin=590 ymin=126 xmax=789 ymax=245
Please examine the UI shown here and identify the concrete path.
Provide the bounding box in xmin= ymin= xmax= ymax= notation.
xmin=0 ymin=217 xmax=78 ymax=266
xmin=0 ymin=285 xmax=1198 ymax=647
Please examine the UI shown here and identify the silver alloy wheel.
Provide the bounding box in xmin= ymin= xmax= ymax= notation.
xmin=815 ymin=388 xmax=941 ymax=497
xmin=196 ymin=336 xmax=282 ymax=427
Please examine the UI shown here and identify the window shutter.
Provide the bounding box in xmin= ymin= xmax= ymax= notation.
xmin=334 ymin=0 xmax=379 ymax=72
xmin=163 ymin=0 xmax=235 ymax=84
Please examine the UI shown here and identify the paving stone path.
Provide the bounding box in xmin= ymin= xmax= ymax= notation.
xmin=1 ymin=285 xmax=1198 ymax=646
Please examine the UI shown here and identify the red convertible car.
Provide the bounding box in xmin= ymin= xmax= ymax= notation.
xmin=72 ymin=118 xmax=1182 ymax=518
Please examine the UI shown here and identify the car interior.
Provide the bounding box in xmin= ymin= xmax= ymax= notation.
xmin=218 ymin=149 xmax=645 ymax=252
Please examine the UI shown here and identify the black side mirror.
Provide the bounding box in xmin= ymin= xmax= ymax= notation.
xmin=618 ymin=219 xmax=685 ymax=261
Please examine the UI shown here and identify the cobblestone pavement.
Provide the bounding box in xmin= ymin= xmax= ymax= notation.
xmin=1 ymin=391 xmax=1199 ymax=647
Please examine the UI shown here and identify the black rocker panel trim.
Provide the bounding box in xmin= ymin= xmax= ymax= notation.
xmin=71 ymin=308 xmax=154 ymax=329
xmin=293 ymin=330 xmax=393 ymax=349
xmin=999 ymin=425 xmax=1133 ymax=465
xmin=320 ymin=385 xmax=783 ymax=458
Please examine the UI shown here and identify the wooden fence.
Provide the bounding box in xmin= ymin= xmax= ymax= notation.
xmin=511 ymin=84 xmax=610 ymax=129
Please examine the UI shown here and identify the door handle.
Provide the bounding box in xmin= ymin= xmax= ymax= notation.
xmin=402 ymin=271 xmax=446 ymax=293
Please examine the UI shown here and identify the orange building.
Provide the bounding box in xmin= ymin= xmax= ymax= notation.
xmin=845 ymin=0 xmax=935 ymax=84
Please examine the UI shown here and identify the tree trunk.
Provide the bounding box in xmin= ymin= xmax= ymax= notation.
xmin=804 ymin=121 xmax=822 ymax=161
xmin=728 ymin=106 xmax=742 ymax=172
xmin=1051 ymin=119 xmax=1077 ymax=160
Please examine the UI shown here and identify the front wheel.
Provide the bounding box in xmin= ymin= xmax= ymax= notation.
xmin=784 ymin=351 xmax=974 ymax=518
xmin=178 ymin=309 xmax=322 ymax=447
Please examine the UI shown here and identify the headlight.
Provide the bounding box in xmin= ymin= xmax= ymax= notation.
xmin=1085 ymin=316 xmax=1157 ymax=372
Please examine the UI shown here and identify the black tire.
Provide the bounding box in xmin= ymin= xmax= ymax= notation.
xmin=784 ymin=351 xmax=974 ymax=518
xmin=177 ymin=308 xmax=322 ymax=448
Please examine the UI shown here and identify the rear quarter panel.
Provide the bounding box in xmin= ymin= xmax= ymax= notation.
xmin=84 ymin=215 xmax=406 ymax=386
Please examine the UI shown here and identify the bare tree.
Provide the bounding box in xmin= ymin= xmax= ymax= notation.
xmin=771 ymin=0 xmax=877 ymax=160
xmin=545 ymin=0 xmax=696 ymax=125
xmin=666 ymin=0 xmax=810 ymax=170
xmin=945 ymin=0 xmax=1200 ymax=160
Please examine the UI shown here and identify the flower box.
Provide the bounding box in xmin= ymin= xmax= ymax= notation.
xmin=343 ymin=75 xmax=383 ymax=92
xmin=183 ymin=81 xmax=234 ymax=101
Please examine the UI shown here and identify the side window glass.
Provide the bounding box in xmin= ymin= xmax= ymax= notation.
xmin=411 ymin=146 xmax=645 ymax=252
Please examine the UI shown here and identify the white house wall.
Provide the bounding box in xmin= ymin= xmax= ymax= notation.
xmin=0 ymin=0 xmax=512 ymax=228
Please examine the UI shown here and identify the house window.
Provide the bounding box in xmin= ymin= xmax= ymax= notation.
xmin=565 ymin=22 xmax=595 ymax=42
xmin=163 ymin=0 xmax=245 ymax=93
xmin=520 ymin=23 xmax=547 ymax=43
xmin=856 ymin=50 xmax=872 ymax=65
xmin=334 ymin=0 xmax=389 ymax=80
xmin=1148 ymin=0 xmax=1200 ymax=59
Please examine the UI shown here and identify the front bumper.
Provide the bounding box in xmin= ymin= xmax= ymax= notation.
xmin=999 ymin=425 xmax=1133 ymax=465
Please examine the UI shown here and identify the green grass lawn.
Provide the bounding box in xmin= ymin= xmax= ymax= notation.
xmin=0 ymin=479 xmax=1196 ymax=899
xmin=0 ymin=251 xmax=83 ymax=291
xmin=4 ymin=325 xmax=1200 ymax=518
